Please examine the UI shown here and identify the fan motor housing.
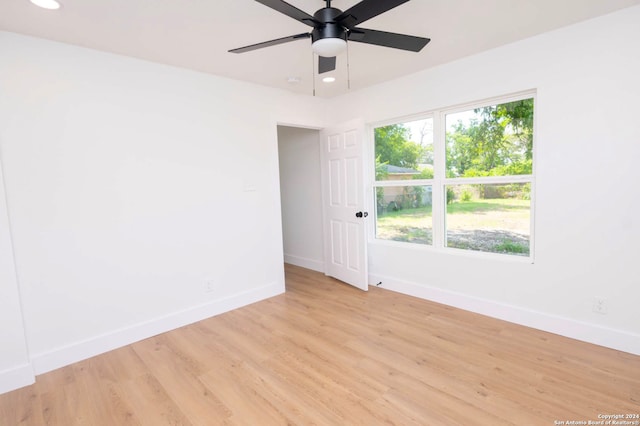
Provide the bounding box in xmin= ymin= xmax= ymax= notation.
xmin=311 ymin=7 xmax=347 ymax=42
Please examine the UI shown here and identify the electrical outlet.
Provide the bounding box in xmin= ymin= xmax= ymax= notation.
xmin=592 ymin=298 xmax=607 ymax=315
xmin=205 ymin=280 xmax=215 ymax=293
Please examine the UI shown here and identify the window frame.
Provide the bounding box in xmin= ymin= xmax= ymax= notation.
xmin=369 ymin=90 xmax=536 ymax=262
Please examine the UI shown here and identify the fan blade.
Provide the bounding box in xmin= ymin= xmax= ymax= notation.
xmin=318 ymin=56 xmax=336 ymax=74
xmin=254 ymin=0 xmax=319 ymax=27
xmin=348 ymin=27 xmax=430 ymax=52
xmin=336 ymin=0 xmax=410 ymax=28
xmin=229 ymin=33 xmax=311 ymax=53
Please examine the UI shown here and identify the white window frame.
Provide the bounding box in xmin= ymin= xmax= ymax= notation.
xmin=369 ymin=90 xmax=536 ymax=262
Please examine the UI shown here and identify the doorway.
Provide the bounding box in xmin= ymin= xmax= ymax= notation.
xmin=277 ymin=125 xmax=325 ymax=273
xmin=277 ymin=121 xmax=369 ymax=291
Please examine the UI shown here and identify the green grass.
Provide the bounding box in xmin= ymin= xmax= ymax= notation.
xmin=375 ymin=206 xmax=433 ymax=244
xmin=493 ymin=239 xmax=529 ymax=254
xmin=446 ymin=198 xmax=530 ymax=214
xmin=376 ymin=198 xmax=530 ymax=255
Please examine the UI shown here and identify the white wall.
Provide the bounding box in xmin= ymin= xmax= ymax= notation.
xmin=327 ymin=6 xmax=640 ymax=354
xmin=0 ymin=156 xmax=33 ymax=394
xmin=0 ymin=31 xmax=326 ymax=391
xmin=277 ymin=126 xmax=324 ymax=272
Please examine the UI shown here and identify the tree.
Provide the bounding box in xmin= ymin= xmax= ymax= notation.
xmin=477 ymin=98 xmax=533 ymax=163
xmin=445 ymin=98 xmax=534 ymax=177
xmin=375 ymin=124 xmax=423 ymax=169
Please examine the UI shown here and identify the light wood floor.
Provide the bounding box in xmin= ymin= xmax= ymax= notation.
xmin=1 ymin=264 xmax=639 ymax=425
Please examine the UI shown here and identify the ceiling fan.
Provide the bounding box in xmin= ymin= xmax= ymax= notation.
xmin=229 ymin=0 xmax=430 ymax=75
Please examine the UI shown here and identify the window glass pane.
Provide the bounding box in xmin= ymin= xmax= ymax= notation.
xmin=445 ymin=183 xmax=530 ymax=256
xmin=374 ymin=118 xmax=433 ymax=181
xmin=446 ymin=98 xmax=534 ymax=178
xmin=375 ymin=185 xmax=432 ymax=245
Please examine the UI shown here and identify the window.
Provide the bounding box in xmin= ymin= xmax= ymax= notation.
xmin=374 ymin=118 xmax=434 ymax=245
xmin=372 ymin=93 xmax=535 ymax=258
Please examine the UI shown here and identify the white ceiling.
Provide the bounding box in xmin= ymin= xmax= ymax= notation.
xmin=2 ymin=0 xmax=639 ymax=97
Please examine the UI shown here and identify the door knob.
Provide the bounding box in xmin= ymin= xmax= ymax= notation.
xmin=355 ymin=211 xmax=363 ymax=218
xmin=355 ymin=211 xmax=369 ymax=218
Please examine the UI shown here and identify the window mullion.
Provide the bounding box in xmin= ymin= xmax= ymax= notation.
xmin=432 ymin=110 xmax=446 ymax=250
xmin=444 ymin=175 xmax=533 ymax=185
xmin=373 ymin=179 xmax=434 ymax=187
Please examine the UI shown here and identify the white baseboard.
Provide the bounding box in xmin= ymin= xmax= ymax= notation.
xmin=370 ymin=273 xmax=640 ymax=356
xmin=31 ymin=281 xmax=284 ymax=376
xmin=0 ymin=363 xmax=35 ymax=394
xmin=284 ymin=254 xmax=324 ymax=273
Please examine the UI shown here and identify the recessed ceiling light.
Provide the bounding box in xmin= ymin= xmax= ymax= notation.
xmin=322 ymin=76 xmax=336 ymax=83
xmin=30 ymin=0 xmax=61 ymax=10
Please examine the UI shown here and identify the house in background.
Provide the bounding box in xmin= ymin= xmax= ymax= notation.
xmin=385 ymin=165 xmax=421 ymax=179
xmin=377 ymin=165 xmax=432 ymax=211
xmin=1 ymin=1 xmax=640 ymax=395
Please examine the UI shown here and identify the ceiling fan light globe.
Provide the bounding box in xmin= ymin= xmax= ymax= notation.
xmin=29 ymin=0 xmax=61 ymax=9
xmin=312 ymin=38 xmax=347 ymax=57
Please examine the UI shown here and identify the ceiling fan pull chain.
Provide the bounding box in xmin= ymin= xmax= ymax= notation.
xmin=347 ymin=40 xmax=351 ymax=91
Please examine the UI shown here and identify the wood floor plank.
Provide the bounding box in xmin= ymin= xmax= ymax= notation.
xmin=0 ymin=386 xmax=45 ymax=426
xmin=131 ymin=335 xmax=231 ymax=426
xmin=1 ymin=264 xmax=639 ymax=425
xmin=116 ymin=373 xmax=193 ymax=426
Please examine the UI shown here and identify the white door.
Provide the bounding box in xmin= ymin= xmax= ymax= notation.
xmin=320 ymin=120 xmax=368 ymax=291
